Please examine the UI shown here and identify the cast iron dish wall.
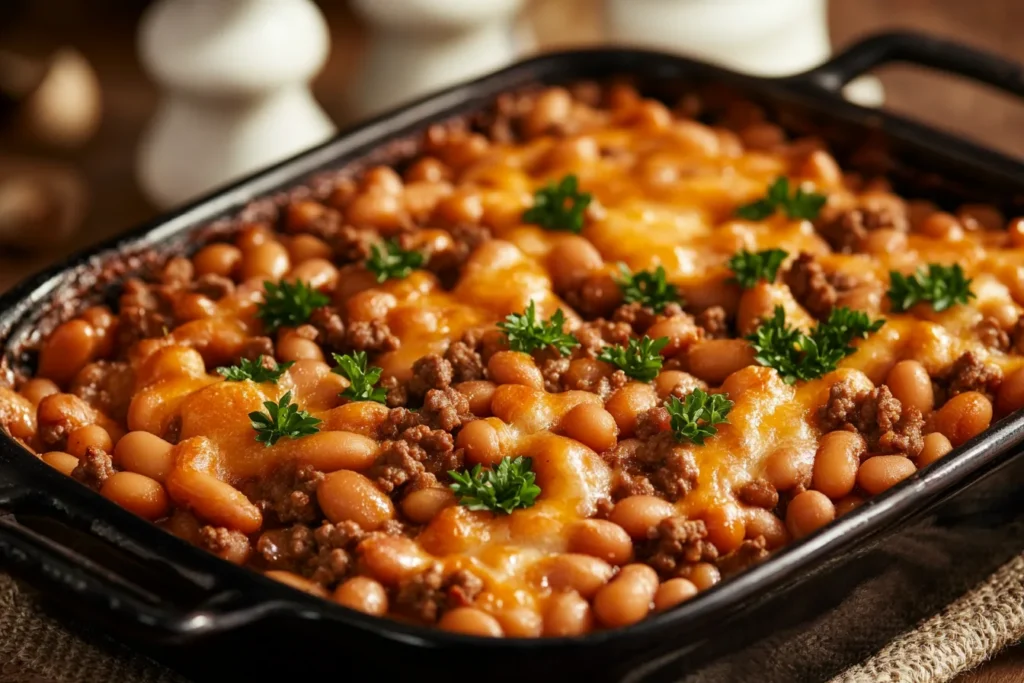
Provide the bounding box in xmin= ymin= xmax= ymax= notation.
xmin=2 ymin=32 xmax=1024 ymax=683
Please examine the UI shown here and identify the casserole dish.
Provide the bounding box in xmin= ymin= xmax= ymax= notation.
xmin=3 ymin=31 xmax=1024 ymax=682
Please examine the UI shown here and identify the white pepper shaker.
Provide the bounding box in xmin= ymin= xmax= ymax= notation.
xmin=136 ymin=0 xmax=337 ymax=209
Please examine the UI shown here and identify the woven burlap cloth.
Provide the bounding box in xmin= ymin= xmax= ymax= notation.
xmin=2 ymin=553 xmax=1022 ymax=683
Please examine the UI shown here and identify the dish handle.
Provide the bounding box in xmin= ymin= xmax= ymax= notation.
xmin=790 ymin=30 xmax=1024 ymax=100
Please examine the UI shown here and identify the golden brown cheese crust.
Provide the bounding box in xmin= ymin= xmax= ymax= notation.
xmin=5 ymin=81 xmax=1024 ymax=638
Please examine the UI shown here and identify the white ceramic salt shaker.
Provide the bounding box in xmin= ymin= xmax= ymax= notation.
xmin=347 ymin=0 xmax=527 ymax=119
xmin=136 ymin=0 xmax=337 ymax=209
xmin=604 ymin=0 xmax=884 ymax=107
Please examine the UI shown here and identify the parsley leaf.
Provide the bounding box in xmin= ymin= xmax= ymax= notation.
xmin=217 ymin=356 xmax=294 ymax=384
xmin=249 ymin=391 xmax=321 ymax=446
xmin=746 ymin=306 xmax=885 ymax=384
xmin=735 ymin=176 xmax=826 ymax=221
xmin=448 ymin=456 xmax=541 ymax=515
xmin=615 ymin=263 xmax=681 ymax=313
xmin=665 ymin=388 xmax=733 ymax=446
xmin=497 ymin=301 xmax=579 ymax=356
xmin=727 ymin=248 xmax=789 ymax=289
xmin=331 ymin=351 xmax=386 ymax=404
xmin=597 ymin=336 xmax=669 ymax=382
xmin=257 ymin=280 xmax=330 ymax=332
xmin=522 ymin=174 xmax=592 ymax=233
xmin=366 ymin=239 xmax=425 ymax=283
xmin=887 ymin=264 xmax=975 ymax=313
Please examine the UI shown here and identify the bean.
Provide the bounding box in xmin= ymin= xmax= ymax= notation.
xmin=434 ymin=188 xmax=483 ymax=226
xmin=653 ymin=370 xmax=704 ymax=400
xmin=703 ymin=503 xmax=744 ymax=555
xmin=918 ymin=212 xmax=964 ymax=240
xmin=235 ymin=223 xmax=273 ymax=251
xmin=174 ymin=293 xmax=218 ymax=322
xmin=764 ymin=444 xmax=814 ymax=491
xmin=934 ymin=391 xmax=992 ymax=446
xmin=296 ymin=431 xmax=378 ymax=471
xmin=524 ymin=87 xmax=572 ymax=138
xmin=647 ymin=317 xmax=702 ymax=357
xmin=455 ymin=381 xmax=497 ymax=417
xmin=276 ymin=334 xmax=325 ymax=362
xmin=786 ymin=490 xmax=835 ymax=539
xmin=567 ymin=519 xmax=633 ymax=565
xmin=834 ymin=495 xmax=865 ymax=517
xmin=561 ymin=403 xmax=618 ymax=452
xmin=439 ymin=607 xmax=504 ymax=637
xmin=138 ymin=345 xmax=207 ymax=386
xmin=654 ymin=578 xmax=699 ymax=612
xmin=240 ymin=240 xmax=290 ymax=280
xmin=857 ymin=455 xmax=916 ymax=495
xmin=19 ymin=378 xmax=60 ymax=405
xmin=356 ymin=535 xmax=430 ymax=586
xmin=800 ymin=150 xmax=842 ymax=187
xmin=287 ymin=234 xmax=333 ymax=263
xmin=996 ymin=368 xmax=1024 ymax=416
xmin=333 ymin=576 xmax=388 ymax=616
xmin=404 ymin=157 xmax=451 ymax=183
xmin=860 ymin=229 xmax=907 ymax=254
xmin=743 ymin=507 xmax=789 ymax=549
xmin=543 ymin=590 xmax=593 ymax=637
xmin=288 ymin=258 xmax=338 ymax=291
xmin=562 ymin=358 xmax=611 ymax=390
xmin=497 ymin=606 xmax=543 ymax=638
xmin=605 ymin=382 xmax=658 ymax=438
xmin=686 ymin=563 xmax=720 ymax=591
xmin=958 ymin=204 xmax=1003 ymax=232
xmin=885 ymin=360 xmax=934 ymax=414
xmin=592 ymin=564 xmax=658 ymax=628
xmin=686 ymin=339 xmax=756 ymax=385
xmin=548 ymin=236 xmax=603 ymax=292
xmin=542 ymin=554 xmax=615 ymax=598
xmin=165 ymin=469 xmax=262 ymax=533
xmin=917 ymin=432 xmax=953 ymax=467
xmin=346 ymin=190 xmax=404 ymax=231
xmin=609 ymin=495 xmax=676 ymax=540
xmin=66 ymin=425 xmax=113 ymax=459
xmin=265 ymin=570 xmax=328 ymax=598
xmin=101 ymin=472 xmax=170 ymax=520
xmin=38 ymin=319 xmax=96 ymax=386
xmin=41 ymin=451 xmax=79 ymax=476
xmin=361 ymin=166 xmax=404 ymax=195
xmin=1009 ymin=217 xmax=1024 ymax=248
xmin=456 ymin=419 xmax=504 ymax=467
xmin=318 ymin=470 xmax=395 ymax=530
xmin=401 ymin=487 xmax=456 ymax=524
xmin=812 ymin=431 xmax=864 ymax=499
xmin=193 ymin=243 xmax=242 ymax=278
xmin=487 ymin=351 xmax=544 ymax=390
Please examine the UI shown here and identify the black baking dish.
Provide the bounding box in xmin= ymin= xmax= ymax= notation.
xmin=3 ymin=32 xmax=1024 ymax=683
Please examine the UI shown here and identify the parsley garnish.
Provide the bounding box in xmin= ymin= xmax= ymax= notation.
xmin=256 ymin=280 xmax=330 ymax=332
xmin=448 ymin=456 xmax=541 ymax=515
xmin=727 ymin=248 xmax=789 ymax=289
xmin=497 ymin=301 xmax=579 ymax=356
xmin=366 ymin=239 xmax=425 ymax=283
xmin=522 ymin=174 xmax=592 ymax=233
xmin=249 ymin=391 xmax=321 ymax=446
xmin=665 ymin=388 xmax=733 ymax=446
xmin=735 ymin=176 xmax=826 ymax=221
xmin=615 ymin=263 xmax=680 ymax=313
xmin=597 ymin=336 xmax=668 ymax=382
xmin=887 ymin=264 xmax=975 ymax=313
xmin=331 ymin=352 xmax=386 ymax=404
xmin=746 ymin=306 xmax=884 ymax=384
xmin=217 ymin=356 xmax=294 ymax=383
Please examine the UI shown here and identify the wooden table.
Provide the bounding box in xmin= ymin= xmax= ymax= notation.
xmin=0 ymin=0 xmax=1021 ymax=680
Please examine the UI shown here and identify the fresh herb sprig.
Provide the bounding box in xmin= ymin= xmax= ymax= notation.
xmin=249 ymin=391 xmax=321 ymax=446
xmin=331 ymin=352 xmax=386 ymax=404
xmin=256 ymin=280 xmax=330 ymax=332
xmin=735 ymin=176 xmax=826 ymax=221
xmin=615 ymin=264 xmax=680 ymax=312
xmin=523 ymin=174 xmax=592 ymax=233
xmin=597 ymin=336 xmax=669 ymax=382
xmin=887 ymin=264 xmax=975 ymax=313
xmin=448 ymin=456 xmax=541 ymax=515
xmin=727 ymin=248 xmax=789 ymax=289
xmin=366 ymin=239 xmax=425 ymax=283
xmin=497 ymin=301 xmax=579 ymax=356
xmin=217 ymin=356 xmax=294 ymax=384
xmin=746 ymin=306 xmax=884 ymax=384
xmin=665 ymin=388 xmax=733 ymax=446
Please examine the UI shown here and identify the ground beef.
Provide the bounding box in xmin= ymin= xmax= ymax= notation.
xmin=783 ymin=252 xmax=856 ymax=320
xmin=819 ymin=380 xmax=924 ymax=457
xmin=408 ymin=355 xmax=453 ymax=402
xmin=394 ymin=564 xmax=484 ymax=623
xmin=69 ymin=361 xmax=134 ymax=422
xmin=717 ymin=536 xmax=769 ymax=578
xmin=1012 ymin=317 xmax=1024 ymax=355
xmin=71 ymin=447 xmax=115 ymax=491
xmin=245 ymin=460 xmax=325 ymax=525
xmin=540 ymin=356 xmax=571 ymax=393
xmin=346 ymin=320 xmax=399 ymax=353
xmin=238 ymin=336 xmax=275 ymax=362
xmin=308 ymin=306 xmax=347 ymax=354
xmin=575 ymin=320 xmax=634 ymax=358
xmin=816 ymin=202 xmax=908 ymax=254
xmin=421 ymin=387 xmax=472 ymax=431
xmin=381 ymin=375 xmax=409 ymax=408
xmin=444 ymin=341 xmax=485 ymax=383
xmin=198 ymin=526 xmax=250 ymax=564
xmin=639 ymin=516 xmax=718 ymax=578
xmin=114 ymin=279 xmax=175 ymax=354
xmin=737 ymin=479 xmax=779 ymax=510
xmin=256 ymin=521 xmax=366 ymax=587
xmin=603 ymin=430 xmax=699 ymax=501
xmin=369 ymin=424 xmax=462 ymax=495
xmin=378 ymin=407 xmax=426 ymax=440
xmin=696 ymin=306 xmax=729 ymax=339
xmin=559 ymin=364 xmax=629 ymax=399
xmin=943 ymin=351 xmax=1003 ymax=398
xmin=192 ymin=273 xmax=235 ymax=300
xmin=977 ymin=317 xmax=1010 ymax=351
xmin=332 ymin=224 xmax=378 ymax=263
xmin=425 ymin=224 xmax=493 ymax=285
xmin=611 ymin=302 xmax=686 ymax=336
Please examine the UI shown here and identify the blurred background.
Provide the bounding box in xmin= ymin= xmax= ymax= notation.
xmin=1 ymin=0 xmax=1023 ymax=290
